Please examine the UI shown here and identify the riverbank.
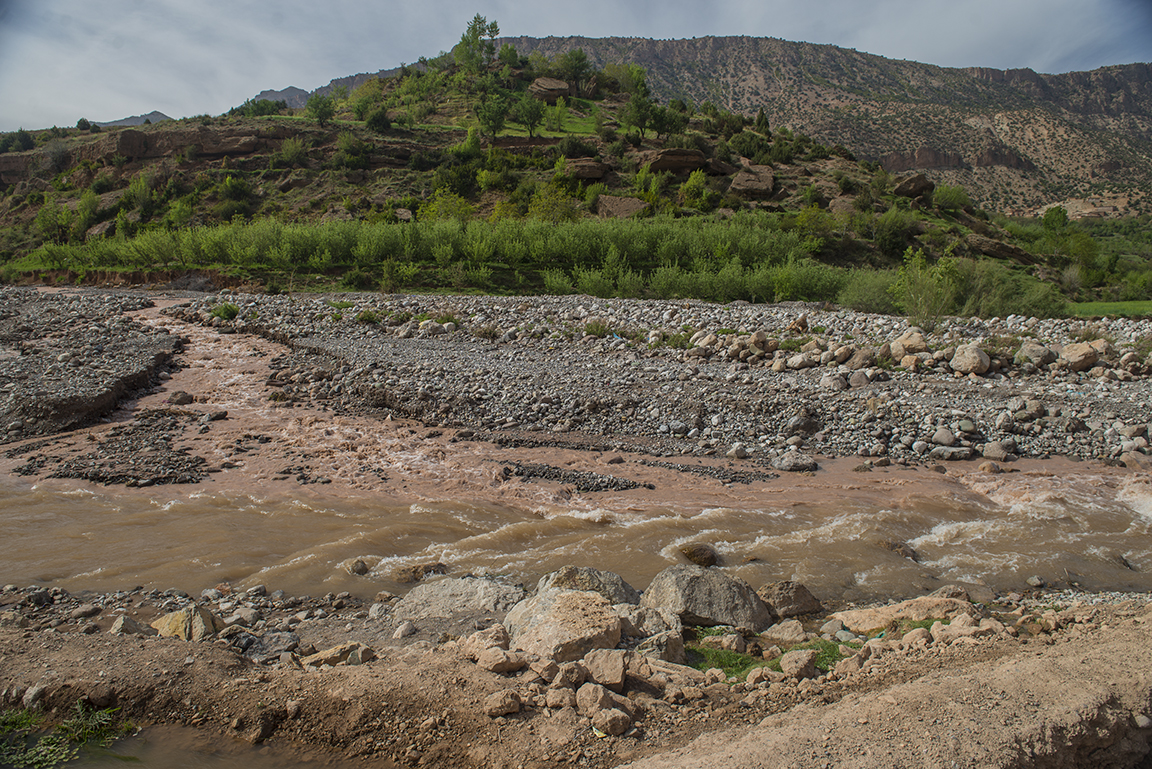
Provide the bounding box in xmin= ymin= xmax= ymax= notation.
xmin=2 ymin=285 xmax=1152 ymax=766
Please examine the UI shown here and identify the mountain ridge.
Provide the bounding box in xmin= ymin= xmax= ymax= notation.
xmin=269 ymin=35 xmax=1150 ymax=214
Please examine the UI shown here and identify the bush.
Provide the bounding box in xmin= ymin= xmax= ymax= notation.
xmin=365 ymin=107 xmax=391 ymax=134
xmin=837 ymin=269 xmax=898 ymax=314
xmin=542 ymin=268 xmax=573 ymax=294
xmin=276 ymin=136 xmax=307 ymax=167
xmin=890 ymin=248 xmax=956 ymax=330
xmin=556 ymin=136 xmax=597 ymax=159
xmin=934 ymin=185 xmax=971 ymax=211
xmin=210 ymin=302 xmax=240 ymax=320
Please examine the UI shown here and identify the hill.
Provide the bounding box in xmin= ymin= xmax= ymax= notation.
xmin=478 ymin=36 xmax=1152 ymax=217
xmin=0 ymin=30 xmax=1148 ymax=313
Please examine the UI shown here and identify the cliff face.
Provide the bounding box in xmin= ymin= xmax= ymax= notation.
xmin=499 ymin=36 xmax=1152 ymax=214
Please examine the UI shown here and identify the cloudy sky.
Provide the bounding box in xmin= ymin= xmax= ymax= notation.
xmin=1 ymin=0 xmax=1150 ymax=132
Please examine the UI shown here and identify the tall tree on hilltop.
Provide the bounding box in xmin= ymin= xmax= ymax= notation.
xmin=454 ymin=14 xmax=500 ymax=74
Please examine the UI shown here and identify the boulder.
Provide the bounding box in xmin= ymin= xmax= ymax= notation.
xmin=150 ymin=606 xmax=224 ymax=641
xmin=565 ymin=158 xmax=610 ymax=180
xmin=583 ymin=649 xmax=630 ymax=693
xmin=890 ymin=331 xmax=929 ymax=359
xmin=756 ymin=581 xmax=822 ymax=618
xmin=1014 ymin=341 xmax=1056 ymax=366
xmin=592 ymin=708 xmax=632 ymax=736
xmin=966 ymin=234 xmax=1037 ymax=265
xmin=615 ymin=605 xmax=682 ymax=638
xmin=392 ymin=577 xmax=525 ymax=622
xmin=832 ymin=596 xmax=977 ymax=634
xmin=300 ymin=641 xmax=375 ymax=668
xmin=636 ymin=148 xmax=707 ymax=174
xmin=109 ymin=616 xmax=156 ymax=636
xmin=536 ymin=566 xmax=640 ymax=605
xmin=679 ymin=543 xmax=721 ymax=568
xmin=597 ymin=195 xmax=650 ymax=219
xmin=505 ymin=589 xmax=623 ymax=662
xmin=636 ymin=630 xmax=686 ymax=664
xmin=461 ymin=624 xmax=511 ymax=660
xmin=639 ymin=565 xmax=772 ymax=631
xmin=894 ymin=174 xmax=934 ymax=199
xmin=483 ymin=689 xmax=522 ymax=717
xmin=476 ymin=647 xmax=527 ymax=674
xmin=772 ymin=452 xmax=818 ymax=472
xmin=844 ymin=348 xmax=876 ymax=371
xmin=727 ymin=165 xmax=775 ymax=199
xmin=761 ymin=618 xmax=807 ymax=644
xmin=1059 ymin=342 xmax=1099 ymax=372
xmin=779 ymin=649 xmax=820 ymax=679
xmin=950 ymin=344 xmax=990 ymax=375
xmin=528 ymin=77 xmax=570 ymax=103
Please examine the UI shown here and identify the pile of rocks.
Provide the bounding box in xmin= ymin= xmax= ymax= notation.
xmin=161 ymin=291 xmax=1152 ymax=465
xmin=0 ymin=288 xmax=180 ymax=444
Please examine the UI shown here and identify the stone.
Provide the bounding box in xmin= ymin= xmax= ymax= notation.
xmin=476 ymin=647 xmax=527 ymax=674
xmin=392 ymin=562 xmax=447 ymax=583
xmin=891 ymin=331 xmax=929 ymax=358
xmin=679 ymin=542 xmax=721 ymax=567
xmin=583 ymin=649 xmax=629 ymax=693
xmin=640 ymin=565 xmax=772 ymax=631
xmin=592 ymin=708 xmax=632 ymax=736
xmin=549 ymin=661 xmax=589 ymax=690
xmin=636 ymin=148 xmax=707 ymax=174
xmin=1059 ymin=342 xmax=1099 ymax=372
xmin=932 ymin=427 xmax=956 ymax=446
xmin=772 ymin=452 xmax=818 ymax=472
xmin=565 ymin=158 xmax=611 ymax=180
xmin=950 ymin=344 xmax=990 ymax=375
xmin=536 ymin=566 xmax=640 ymax=605
xmin=761 ymin=618 xmax=807 ymax=644
xmin=505 ymin=589 xmax=623 ymax=662
xmin=392 ymin=621 xmax=417 ymax=639
xmin=545 ymin=688 xmax=577 ymax=708
xmin=779 ymin=649 xmax=820 ymax=679
xmin=576 ymin=682 xmax=616 ymax=717
xmin=832 ymin=596 xmax=976 ymax=634
xmin=597 ymin=195 xmax=650 ymax=219
xmin=392 ymin=577 xmax=525 ymax=622
xmin=484 ymin=689 xmax=522 ymax=717
xmin=637 ymin=630 xmax=687 ymax=664
xmin=462 ymin=624 xmax=511 ymax=660
xmin=756 ymin=581 xmax=822 ymax=618
xmin=151 ymin=606 xmax=225 ymax=641
xmin=844 ymin=348 xmax=876 ymax=371
xmin=300 ymin=641 xmax=374 ymax=668
xmin=1015 ymin=341 xmax=1056 ymax=366
xmin=348 ymin=559 xmax=369 ymax=576
xmin=982 ymin=441 xmax=1015 ymax=462
xmin=110 ymin=615 xmax=156 ymax=636
xmin=727 ymin=165 xmax=776 ymax=199
xmin=894 ymin=173 xmax=935 ymax=198
xmin=820 ymin=373 xmax=848 ymax=391
xmin=70 ymin=603 xmax=102 ymax=619
xmin=528 ymin=77 xmax=570 ymax=103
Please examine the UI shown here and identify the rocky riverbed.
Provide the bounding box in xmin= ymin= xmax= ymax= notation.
xmin=2 ymin=285 xmax=1152 ymax=767
xmin=159 ymin=289 xmax=1152 ymax=468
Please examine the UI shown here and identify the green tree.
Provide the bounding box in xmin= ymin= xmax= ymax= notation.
xmin=620 ymin=93 xmax=653 ymax=140
xmin=305 ymin=93 xmax=335 ymax=127
xmin=366 ymin=107 xmax=391 ymax=134
xmin=1043 ymin=205 xmax=1069 ymax=231
xmin=890 ymin=248 xmax=957 ymax=331
xmin=476 ymin=96 xmax=508 ymax=139
xmin=556 ymin=48 xmax=592 ymax=84
xmin=754 ymin=108 xmax=770 ymax=134
xmin=454 ymin=14 xmax=500 ymax=73
xmin=512 ymin=94 xmax=545 ymax=138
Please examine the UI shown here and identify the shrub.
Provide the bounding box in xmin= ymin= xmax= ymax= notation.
xmin=365 ymin=107 xmax=391 ymax=134
xmin=277 ymin=136 xmax=307 ymax=167
xmin=305 ymin=93 xmax=336 ymax=127
xmin=890 ymin=248 xmax=956 ymax=330
xmin=355 ymin=309 xmax=379 ymax=324
xmin=542 ymin=268 xmax=574 ymax=295
xmin=837 ymin=269 xmax=898 ymax=314
xmin=934 ymin=185 xmax=971 ymax=211
xmin=556 ymin=136 xmax=597 ymax=159
xmin=875 ymin=206 xmax=918 ymax=258
xmin=210 ymin=302 xmax=240 ymax=320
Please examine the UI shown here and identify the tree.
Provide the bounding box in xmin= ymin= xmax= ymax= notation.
xmin=556 ymin=48 xmax=592 ymax=84
xmin=76 ymin=117 xmax=91 ymax=131
xmin=512 ymin=94 xmax=545 ymax=138
xmin=366 ymin=107 xmax=391 ymax=134
xmin=476 ymin=96 xmax=508 ymax=139
xmin=305 ymin=93 xmax=335 ymax=127
xmin=620 ymin=93 xmax=653 ymax=140
xmin=454 ymin=14 xmax=499 ymax=74
xmin=1043 ymin=205 xmax=1069 ymax=231
xmin=754 ymin=107 xmax=770 ymax=134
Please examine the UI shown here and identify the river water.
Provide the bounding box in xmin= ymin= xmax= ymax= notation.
xmin=3 ymin=463 xmax=1150 ymax=603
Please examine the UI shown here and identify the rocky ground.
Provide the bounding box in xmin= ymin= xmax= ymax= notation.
xmin=2 ymin=285 xmax=1152 ymax=767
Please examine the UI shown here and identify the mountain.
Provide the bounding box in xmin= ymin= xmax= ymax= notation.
xmin=96 ymin=111 xmax=172 ymax=128
xmin=252 ymin=87 xmax=310 ymax=109
xmin=486 ymin=36 xmax=1152 ymax=216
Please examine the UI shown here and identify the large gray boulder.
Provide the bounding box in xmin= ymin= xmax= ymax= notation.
xmin=535 ymin=566 xmax=640 ymax=605
xmin=639 ymin=565 xmax=772 ymax=631
xmin=505 ymin=589 xmax=623 ymax=662
xmin=392 ymin=577 xmax=526 ymax=622
xmin=950 ymin=344 xmax=991 ymax=375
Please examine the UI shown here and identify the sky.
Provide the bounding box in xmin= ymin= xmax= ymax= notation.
xmin=1 ymin=0 xmax=1151 ymax=132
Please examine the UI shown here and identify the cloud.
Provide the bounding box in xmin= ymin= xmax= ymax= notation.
xmin=0 ymin=0 xmax=1149 ymax=131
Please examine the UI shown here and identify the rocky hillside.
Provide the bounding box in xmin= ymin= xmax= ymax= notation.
xmin=498 ymin=36 xmax=1152 ymax=215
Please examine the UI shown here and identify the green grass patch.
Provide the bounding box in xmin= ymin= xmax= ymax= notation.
xmin=685 ymin=645 xmax=771 ymax=679
xmin=1072 ymin=300 xmax=1152 ymax=317
xmin=209 ymin=302 xmax=240 ymax=321
xmin=1 ymin=703 xmax=133 ymax=768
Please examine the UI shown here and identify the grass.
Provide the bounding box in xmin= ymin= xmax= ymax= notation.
xmin=685 ymin=634 xmax=856 ymax=680
xmin=0 ymin=703 xmax=132 ymax=768
xmin=1072 ymin=300 xmax=1152 ymax=317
